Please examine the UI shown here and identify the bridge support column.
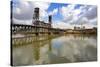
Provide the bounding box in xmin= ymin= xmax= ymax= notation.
xmin=35 ymin=33 xmax=39 ymax=36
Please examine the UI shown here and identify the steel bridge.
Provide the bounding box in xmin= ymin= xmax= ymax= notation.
xmin=11 ymin=7 xmax=66 ymax=46
xmin=11 ymin=23 xmax=65 ymax=36
xmin=11 ymin=22 xmax=65 ymax=45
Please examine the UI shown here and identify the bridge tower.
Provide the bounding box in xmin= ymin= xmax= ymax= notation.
xmin=32 ymin=7 xmax=40 ymax=36
xmin=48 ymin=15 xmax=52 ymax=28
xmin=33 ymin=7 xmax=39 ymax=21
xmin=32 ymin=7 xmax=40 ymax=27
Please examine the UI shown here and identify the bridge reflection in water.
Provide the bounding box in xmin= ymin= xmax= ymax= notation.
xmin=12 ymin=34 xmax=97 ymax=66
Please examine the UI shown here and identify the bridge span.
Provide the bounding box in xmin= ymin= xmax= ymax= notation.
xmin=11 ymin=23 xmax=65 ymax=36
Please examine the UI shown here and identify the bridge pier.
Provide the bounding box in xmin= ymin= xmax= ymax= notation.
xmin=35 ymin=33 xmax=39 ymax=36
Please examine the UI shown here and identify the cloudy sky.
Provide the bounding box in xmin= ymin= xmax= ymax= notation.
xmin=12 ymin=0 xmax=97 ymax=29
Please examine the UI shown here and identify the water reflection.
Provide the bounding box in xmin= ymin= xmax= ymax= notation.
xmin=12 ymin=34 xmax=97 ymax=66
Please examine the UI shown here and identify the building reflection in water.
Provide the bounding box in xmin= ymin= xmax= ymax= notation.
xmin=12 ymin=34 xmax=97 ymax=66
xmin=32 ymin=36 xmax=52 ymax=65
xmin=12 ymin=36 xmax=53 ymax=66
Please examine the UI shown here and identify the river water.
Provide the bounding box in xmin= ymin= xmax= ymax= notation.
xmin=12 ymin=34 xmax=97 ymax=66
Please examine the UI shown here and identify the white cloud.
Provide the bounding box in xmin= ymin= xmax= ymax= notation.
xmin=31 ymin=1 xmax=50 ymax=10
xmin=13 ymin=1 xmax=34 ymax=20
xmin=16 ymin=1 xmax=31 ymax=13
xmin=61 ymin=6 xmax=71 ymax=18
xmin=78 ymin=17 xmax=89 ymax=25
xmin=73 ymin=9 xmax=81 ymax=16
xmin=60 ymin=4 xmax=82 ymax=23
xmin=39 ymin=9 xmax=48 ymax=21
xmin=12 ymin=1 xmax=97 ymax=29
xmin=49 ymin=8 xmax=58 ymax=15
xmin=61 ymin=4 xmax=76 ymax=16
xmin=61 ymin=6 xmax=73 ymax=22
xmin=83 ymin=5 xmax=97 ymax=19
xmin=13 ymin=1 xmax=50 ymax=24
xmin=13 ymin=18 xmax=32 ymax=25
xmin=50 ymin=4 xmax=97 ymax=29
xmin=60 ymin=4 xmax=97 ymax=29
xmin=13 ymin=7 xmax=21 ymax=14
xmin=31 ymin=1 xmax=50 ymax=21
xmin=89 ymin=18 xmax=97 ymax=25
xmin=52 ymin=21 xmax=74 ymax=29
xmin=66 ymin=4 xmax=76 ymax=11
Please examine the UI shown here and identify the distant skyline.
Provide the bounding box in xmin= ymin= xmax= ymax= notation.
xmin=12 ymin=0 xmax=97 ymax=29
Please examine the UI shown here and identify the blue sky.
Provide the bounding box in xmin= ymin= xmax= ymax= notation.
xmin=47 ymin=3 xmax=67 ymax=21
xmin=12 ymin=0 xmax=97 ymax=29
xmin=47 ymin=3 xmax=83 ymax=22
